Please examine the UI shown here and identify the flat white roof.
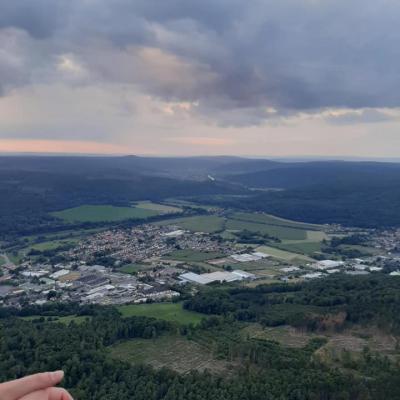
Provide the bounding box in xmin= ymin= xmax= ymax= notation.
xmin=164 ymin=230 xmax=185 ymax=237
xmin=303 ymin=272 xmax=324 ymax=279
xmin=202 ymin=271 xmax=241 ymax=282
xmin=231 ymin=270 xmax=256 ymax=279
xmin=231 ymin=253 xmax=267 ymax=262
xmin=180 ymin=271 xmax=243 ymax=284
xmin=180 ymin=272 xmax=213 ymax=284
xmin=21 ymin=270 xmax=48 ymax=278
xmin=49 ymin=269 xmax=70 ymax=279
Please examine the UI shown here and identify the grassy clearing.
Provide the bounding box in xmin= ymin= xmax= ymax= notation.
xmin=134 ymin=201 xmax=182 ymax=213
xmin=157 ymin=215 xmax=225 ymax=233
xmin=256 ymin=245 xmax=314 ymax=262
xmin=165 ymin=249 xmax=225 ymax=262
xmin=117 ymin=302 xmax=205 ymax=325
xmin=307 ymin=230 xmax=328 ymax=241
xmin=24 ymin=227 xmax=106 ymax=243
xmin=243 ymin=324 xmax=399 ymax=360
xmin=230 ymin=212 xmax=323 ymax=230
xmin=29 ymin=239 xmax=78 ymax=252
xmin=110 ymin=335 xmax=233 ymax=374
xmin=118 ymin=264 xmax=151 ymax=274
xmin=275 ymin=241 xmax=323 ymax=255
xmin=226 ymin=219 xmax=307 ymax=240
xmin=241 ymin=324 xmax=318 ymax=348
xmin=52 ymin=205 xmax=160 ymax=223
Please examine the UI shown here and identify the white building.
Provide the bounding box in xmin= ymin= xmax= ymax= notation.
xmin=313 ymin=260 xmax=344 ymax=270
xmin=179 ymin=269 xmax=255 ymax=285
xmin=230 ymin=251 xmax=269 ymax=262
xmin=302 ymin=272 xmax=324 ymax=279
xmin=49 ymin=269 xmax=70 ymax=279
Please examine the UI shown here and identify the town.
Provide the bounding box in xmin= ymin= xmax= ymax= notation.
xmin=2 ymin=217 xmax=400 ymax=308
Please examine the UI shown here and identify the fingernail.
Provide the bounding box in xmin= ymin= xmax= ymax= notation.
xmin=50 ymin=370 xmax=64 ymax=382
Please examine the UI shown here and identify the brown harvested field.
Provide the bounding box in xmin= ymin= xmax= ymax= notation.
xmin=110 ymin=335 xmax=236 ymax=375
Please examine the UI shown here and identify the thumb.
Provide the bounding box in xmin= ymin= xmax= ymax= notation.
xmin=0 ymin=371 xmax=64 ymax=400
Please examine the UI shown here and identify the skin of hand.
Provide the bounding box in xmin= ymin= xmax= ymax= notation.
xmin=0 ymin=371 xmax=73 ymax=400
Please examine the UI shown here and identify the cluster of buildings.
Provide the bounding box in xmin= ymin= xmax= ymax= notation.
xmin=179 ymin=269 xmax=256 ymax=285
xmin=5 ymin=218 xmax=400 ymax=309
xmin=65 ymin=224 xmax=234 ymax=265
xmin=0 ymin=261 xmax=179 ymax=307
xmin=279 ymin=258 xmax=388 ymax=281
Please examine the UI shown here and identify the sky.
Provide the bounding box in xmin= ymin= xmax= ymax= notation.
xmin=1 ymin=0 xmax=400 ymax=157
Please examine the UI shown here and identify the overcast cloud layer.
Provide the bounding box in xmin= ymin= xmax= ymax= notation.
xmin=1 ymin=0 xmax=400 ymax=156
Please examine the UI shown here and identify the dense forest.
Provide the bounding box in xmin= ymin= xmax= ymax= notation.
xmin=184 ymin=274 xmax=400 ymax=333
xmin=1 ymin=293 xmax=400 ymax=400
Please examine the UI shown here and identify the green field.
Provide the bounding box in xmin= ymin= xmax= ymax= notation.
xmin=230 ymin=212 xmax=323 ymax=230
xmin=157 ymin=215 xmax=225 ymax=233
xmin=29 ymin=239 xmax=79 ymax=252
xmin=52 ymin=205 xmax=161 ymax=223
xmin=133 ymin=201 xmax=182 ymax=213
xmin=165 ymin=249 xmax=225 ymax=262
xmin=110 ymin=335 xmax=232 ymax=374
xmin=225 ymin=218 xmax=307 ymax=240
xmin=256 ymin=245 xmax=314 ymax=262
xmin=117 ymin=302 xmax=205 ymax=325
xmin=118 ymin=263 xmax=151 ymax=274
xmin=275 ymin=241 xmax=323 ymax=255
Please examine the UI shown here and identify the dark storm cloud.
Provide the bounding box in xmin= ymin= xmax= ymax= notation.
xmin=0 ymin=0 xmax=71 ymax=39
xmin=1 ymin=0 xmax=400 ymax=123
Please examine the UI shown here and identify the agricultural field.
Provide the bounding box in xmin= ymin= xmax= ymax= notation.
xmin=133 ymin=201 xmax=182 ymax=213
xmin=52 ymin=204 xmax=161 ymax=223
xmin=164 ymin=249 xmax=225 ymax=262
xmin=156 ymin=215 xmax=225 ymax=233
xmin=117 ymin=302 xmax=205 ymax=325
xmin=274 ymin=241 xmax=323 ymax=256
xmin=225 ymin=218 xmax=307 ymax=240
xmin=230 ymin=212 xmax=324 ymax=231
xmin=29 ymin=239 xmax=79 ymax=252
xmin=256 ymin=245 xmax=314 ymax=262
xmin=110 ymin=335 xmax=234 ymax=374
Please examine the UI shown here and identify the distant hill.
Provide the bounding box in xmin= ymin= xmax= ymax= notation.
xmin=3 ymin=155 xmax=400 ymax=231
xmin=224 ymin=161 xmax=400 ymax=188
xmin=200 ymin=174 xmax=400 ymax=228
xmin=0 ymin=156 xmax=246 ymax=238
xmin=0 ymin=155 xmax=246 ymax=180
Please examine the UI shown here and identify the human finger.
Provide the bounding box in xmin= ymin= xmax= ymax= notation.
xmin=20 ymin=387 xmax=73 ymax=400
xmin=0 ymin=371 xmax=64 ymax=400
